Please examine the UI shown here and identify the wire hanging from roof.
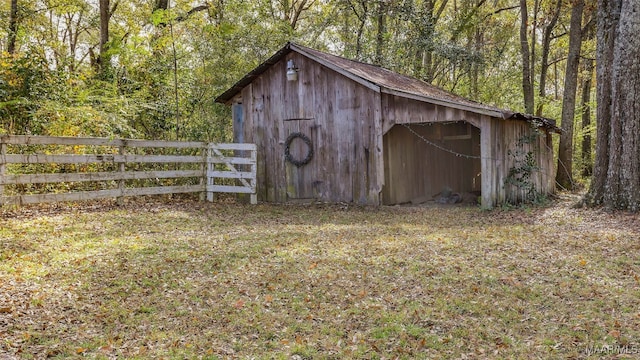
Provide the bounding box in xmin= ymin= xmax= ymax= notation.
xmin=401 ymin=123 xmax=482 ymax=160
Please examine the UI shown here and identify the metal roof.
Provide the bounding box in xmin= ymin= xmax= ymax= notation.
xmin=215 ymin=42 xmax=560 ymax=133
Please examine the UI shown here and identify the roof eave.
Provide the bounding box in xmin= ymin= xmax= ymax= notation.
xmin=380 ymin=87 xmax=561 ymax=133
xmin=289 ymin=43 xmax=381 ymax=93
xmin=501 ymin=111 xmax=562 ymax=133
xmin=380 ymin=87 xmax=503 ymax=118
xmin=215 ymin=42 xmax=382 ymax=104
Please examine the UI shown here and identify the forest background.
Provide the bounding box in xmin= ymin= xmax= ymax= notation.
xmin=0 ymin=0 xmax=596 ymax=186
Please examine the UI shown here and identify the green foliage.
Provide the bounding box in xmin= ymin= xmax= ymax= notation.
xmin=504 ymin=132 xmax=545 ymax=204
xmin=1 ymin=52 xmax=54 ymax=134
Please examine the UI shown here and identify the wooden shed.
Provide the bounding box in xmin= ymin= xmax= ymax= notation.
xmin=215 ymin=42 xmax=560 ymax=208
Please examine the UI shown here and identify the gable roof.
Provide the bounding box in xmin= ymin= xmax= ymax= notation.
xmin=215 ymin=42 xmax=560 ymax=133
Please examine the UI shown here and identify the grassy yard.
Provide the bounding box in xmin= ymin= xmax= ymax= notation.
xmin=1 ymin=198 xmax=639 ymax=359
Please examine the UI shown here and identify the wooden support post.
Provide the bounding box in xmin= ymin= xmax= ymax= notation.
xmin=206 ymin=146 xmax=214 ymax=202
xmin=480 ymin=116 xmax=493 ymax=209
xmin=199 ymin=145 xmax=206 ymax=201
xmin=0 ymin=139 xmax=6 ymax=205
xmin=250 ymin=146 xmax=257 ymax=205
xmin=117 ymin=143 xmax=125 ymax=205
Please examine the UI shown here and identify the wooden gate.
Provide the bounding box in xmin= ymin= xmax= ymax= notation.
xmin=207 ymin=143 xmax=257 ymax=204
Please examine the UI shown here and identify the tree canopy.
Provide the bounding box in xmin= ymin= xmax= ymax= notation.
xmin=1 ymin=0 xmax=593 ymax=139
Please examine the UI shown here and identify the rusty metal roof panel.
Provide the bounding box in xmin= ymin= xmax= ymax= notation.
xmin=291 ymin=43 xmax=498 ymax=111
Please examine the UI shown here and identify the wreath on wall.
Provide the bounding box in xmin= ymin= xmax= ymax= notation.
xmin=284 ymin=132 xmax=314 ymax=167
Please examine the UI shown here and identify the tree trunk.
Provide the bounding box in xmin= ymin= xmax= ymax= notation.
xmin=536 ymin=0 xmax=562 ymax=116
xmin=7 ymin=0 xmax=18 ymax=54
xmin=519 ymin=0 xmax=535 ymax=114
xmin=374 ymin=0 xmax=387 ymax=66
xmin=587 ymin=0 xmax=640 ymax=211
xmin=155 ymin=0 xmax=169 ymax=11
xmin=586 ymin=0 xmax=620 ymax=205
xmin=414 ymin=0 xmax=448 ymax=83
xmin=530 ymin=0 xmax=538 ymax=97
xmin=604 ymin=0 xmax=640 ymax=210
xmin=555 ymin=0 xmax=584 ymax=190
xmin=470 ymin=27 xmax=481 ymax=99
xmin=98 ymin=0 xmax=110 ymax=77
xmin=346 ymin=0 xmax=368 ymax=60
xmin=355 ymin=20 xmax=365 ymax=59
xmin=580 ymin=57 xmax=594 ymax=177
xmin=288 ymin=0 xmax=309 ymax=30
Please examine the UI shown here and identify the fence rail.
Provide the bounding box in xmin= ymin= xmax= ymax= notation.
xmin=206 ymin=142 xmax=257 ymax=203
xmin=0 ymin=135 xmax=257 ymax=206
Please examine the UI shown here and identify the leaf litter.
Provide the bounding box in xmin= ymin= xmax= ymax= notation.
xmin=1 ymin=197 xmax=639 ymax=359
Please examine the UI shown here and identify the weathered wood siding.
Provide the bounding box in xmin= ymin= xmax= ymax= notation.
xmin=230 ymin=52 xmax=555 ymax=208
xmin=382 ymin=123 xmax=481 ymax=204
xmin=234 ymin=52 xmax=383 ymax=204
xmin=481 ymin=117 xmax=555 ymax=207
xmin=382 ymin=94 xmax=482 ymax=132
xmin=491 ymin=119 xmax=555 ymax=204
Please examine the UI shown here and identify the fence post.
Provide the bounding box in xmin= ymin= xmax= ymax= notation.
xmin=117 ymin=142 xmax=125 ymax=205
xmin=0 ymin=138 xmax=6 ymax=204
xmin=199 ymin=144 xmax=206 ymax=201
xmin=250 ymin=146 xmax=257 ymax=205
xmin=206 ymin=144 xmax=214 ymax=202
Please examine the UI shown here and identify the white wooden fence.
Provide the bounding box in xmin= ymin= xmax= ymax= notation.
xmin=0 ymin=135 xmax=257 ymax=206
xmin=206 ymin=142 xmax=257 ymax=204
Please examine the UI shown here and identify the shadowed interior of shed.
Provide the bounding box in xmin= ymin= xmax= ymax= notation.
xmin=382 ymin=122 xmax=481 ymax=205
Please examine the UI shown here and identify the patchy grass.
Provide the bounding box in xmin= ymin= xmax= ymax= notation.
xmin=1 ymin=198 xmax=640 ymax=359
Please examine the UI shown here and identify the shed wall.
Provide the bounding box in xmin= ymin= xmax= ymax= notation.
xmin=236 ymin=52 xmax=383 ymax=204
xmin=504 ymin=122 xmax=555 ymax=203
xmin=382 ymin=94 xmax=482 ymax=132
xmin=482 ymin=117 xmax=555 ymax=207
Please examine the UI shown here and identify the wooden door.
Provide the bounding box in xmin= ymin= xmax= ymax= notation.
xmin=283 ymin=119 xmax=318 ymax=200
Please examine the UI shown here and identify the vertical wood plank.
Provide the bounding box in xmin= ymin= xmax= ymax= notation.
xmin=0 ymin=139 xmax=6 ymax=204
xmin=200 ymin=146 xmax=206 ymax=201
xmin=481 ymin=115 xmax=494 ymax=209
xmin=305 ymin=57 xmax=320 ymax=201
xmin=275 ymin=64 xmax=287 ymax=202
xmin=244 ymin=84 xmax=267 ymax=201
xmin=232 ymin=103 xmax=244 ymax=143
xmin=495 ymin=119 xmax=505 ymax=203
xmin=232 ymin=101 xmax=246 ymax=203
xmin=250 ymin=146 xmax=257 ymax=204
xmin=206 ymin=146 xmax=214 ymax=202
xmin=371 ymin=90 xmax=384 ymax=205
xmin=314 ymin=57 xmax=329 ymax=201
xmin=117 ymin=144 xmax=126 ymax=205
xmin=546 ymin=131 xmax=555 ymax=193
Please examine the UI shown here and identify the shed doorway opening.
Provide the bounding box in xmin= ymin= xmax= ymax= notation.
xmin=382 ymin=122 xmax=482 ymax=205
